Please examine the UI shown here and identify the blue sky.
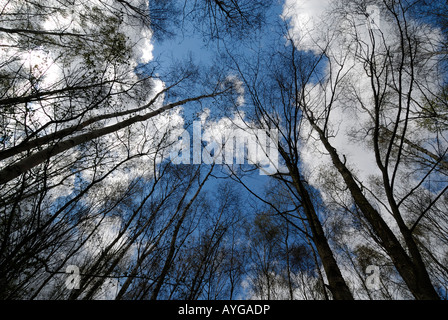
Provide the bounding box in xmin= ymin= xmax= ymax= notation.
xmin=152 ymin=2 xmax=285 ymax=71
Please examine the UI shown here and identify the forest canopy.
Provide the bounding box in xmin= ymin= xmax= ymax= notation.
xmin=0 ymin=0 xmax=447 ymax=300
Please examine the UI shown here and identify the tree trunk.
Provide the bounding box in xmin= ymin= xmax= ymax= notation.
xmin=309 ymin=120 xmax=440 ymax=300
xmin=283 ymin=150 xmax=354 ymax=300
xmin=150 ymin=165 xmax=213 ymax=300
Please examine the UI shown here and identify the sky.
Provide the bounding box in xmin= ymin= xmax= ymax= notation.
xmin=150 ymin=0 xmax=383 ymax=206
xmin=2 ymin=0 xmax=446 ymax=300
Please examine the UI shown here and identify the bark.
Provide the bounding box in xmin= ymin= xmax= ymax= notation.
xmin=294 ymin=177 xmax=354 ymax=300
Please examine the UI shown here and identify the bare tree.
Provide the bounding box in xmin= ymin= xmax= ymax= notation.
xmin=180 ymin=0 xmax=270 ymax=41
xmin=224 ymin=29 xmax=354 ymax=299
xmin=290 ymin=0 xmax=447 ymax=299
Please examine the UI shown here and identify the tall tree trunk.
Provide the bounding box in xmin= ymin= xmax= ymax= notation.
xmin=150 ymin=165 xmax=214 ymax=300
xmin=0 ymin=91 xmax=226 ymax=185
xmin=309 ymin=119 xmax=440 ymax=300
xmin=281 ymin=146 xmax=354 ymax=300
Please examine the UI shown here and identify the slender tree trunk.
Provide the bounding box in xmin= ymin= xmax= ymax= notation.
xmin=150 ymin=165 xmax=214 ymax=300
xmin=309 ymin=119 xmax=440 ymax=300
xmin=283 ymin=152 xmax=353 ymax=300
xmin=380 ymin=127 xmax=448 ymax=171
xmin=284 ymin=224 xmax=295 ymax=300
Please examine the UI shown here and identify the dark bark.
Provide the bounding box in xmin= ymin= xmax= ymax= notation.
xmin=278 ymin=145 xmax=354 ymax=300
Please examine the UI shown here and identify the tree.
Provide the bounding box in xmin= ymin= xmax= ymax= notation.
xmin=225 ymin=31 xmax=354 ymax=299
xmin=281 ymin=0 xmax=447 ymax=299
xmin=160 ymin=181 xmax=247 ymax=300
xmin=180 ymin=0 xmax=269 ymax=41
xmin=1 ymin=0 xmax=446 ymax=302
xmin=246 ymin=206 xmax=325 ymax=300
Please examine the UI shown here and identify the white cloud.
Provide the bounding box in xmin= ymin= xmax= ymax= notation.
xmin=282 ymin=0 xmax=332 ymax=52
